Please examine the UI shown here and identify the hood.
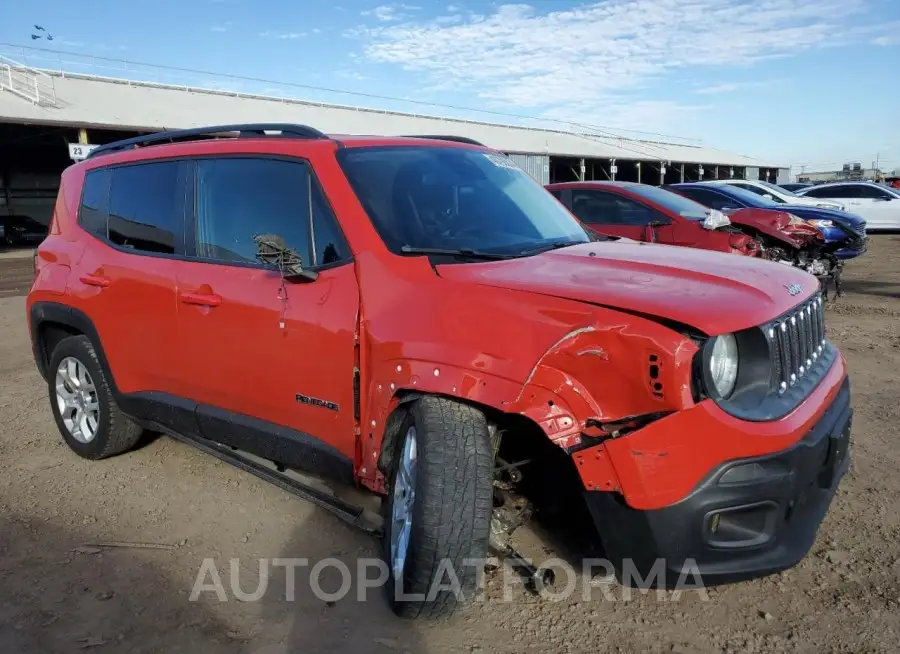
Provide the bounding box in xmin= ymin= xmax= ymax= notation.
xmin=437 ymin=242 xmax=818 ymax=335
xmin=780 ymin=205 xmax=866 ymax=231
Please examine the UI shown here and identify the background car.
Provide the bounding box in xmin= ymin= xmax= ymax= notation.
xmin=796 ymin=182 xmax=900 ymax=230
xmin=0 ymin=214 xmax=48 ymax=247
xmin=706 ymin=179 xmax=846 ymax=211
xmin=666 ymin=183 xmax=867 ymax=259
xmin=546 ymin=181 xmax=758 ymax=252
xmin=544 ymin=181 xmax=826 ymax=259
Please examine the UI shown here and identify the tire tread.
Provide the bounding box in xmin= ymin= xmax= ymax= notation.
xmin=388 ymin=396 xmax=493 ymax=620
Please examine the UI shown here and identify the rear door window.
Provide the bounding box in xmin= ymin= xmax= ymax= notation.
xmin=107 ymin=161 xmax=183 ymax=254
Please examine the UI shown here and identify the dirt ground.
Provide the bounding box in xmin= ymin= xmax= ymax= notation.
xmin=1 ymin=237 xmax=899 ymax=654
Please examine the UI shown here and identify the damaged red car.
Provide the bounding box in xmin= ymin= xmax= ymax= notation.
xmin=28 ymin=126 xmax=851 ymax=620
xmin=546 ymin=181 xmax=824 ymax=260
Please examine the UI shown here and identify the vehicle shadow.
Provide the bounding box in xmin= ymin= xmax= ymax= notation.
xmin=0 ymin=513 xmax=237 ymax=654
xmin=838 ymin=279 xmax=900 ymax=300
xmin=258 ymin=516 xmax=431 ymax=654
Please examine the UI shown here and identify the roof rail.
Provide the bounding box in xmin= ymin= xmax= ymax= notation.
xmin=86 ymin=123 xmax=329 ymax=159
xmin=403 ymin=135 xmax=486 ymax=147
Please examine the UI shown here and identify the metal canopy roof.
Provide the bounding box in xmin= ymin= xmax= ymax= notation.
xmin=0 ymin=70 xmax=784 ymax=168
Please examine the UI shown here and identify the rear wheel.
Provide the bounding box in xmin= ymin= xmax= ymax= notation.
xmin=47 ymin=335 xmax=143 ymax=459
xmin=382 ymin=396 xmax=494 ymax=620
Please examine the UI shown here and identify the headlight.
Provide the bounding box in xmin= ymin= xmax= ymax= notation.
xmin=817 ymin=203 xmax=839 ymax=210
xmin=810 ymin=219 xmax=833 ymax=228
xmin=708 ymin=334 xmax=739 ymax=398
xmin=786 ymin=213 xmax=805 ymax=226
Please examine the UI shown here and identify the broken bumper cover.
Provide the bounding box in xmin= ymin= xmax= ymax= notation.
xmin=584 ymin=376 xmax=851 ymax=587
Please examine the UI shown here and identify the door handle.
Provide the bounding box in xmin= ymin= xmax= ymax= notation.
xmin=80 ymin=274 xmax=111 ymax=288
xmin=180 ymin=290 xmax=222 ymax=307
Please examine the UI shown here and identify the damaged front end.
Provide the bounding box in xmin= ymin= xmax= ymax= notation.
xmin=481 ymin=319 xmax=701 ymax=586
xmin=729 ymin=209 xmax=846 ymax=298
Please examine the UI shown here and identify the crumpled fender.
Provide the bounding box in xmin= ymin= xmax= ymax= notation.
xmin=728 ymin=208 xmax=823 ymax=249
xmin=356 ymin=312 xmax=699 ymax=494
xmin=507 ymin=319 xmax=699 ymax=449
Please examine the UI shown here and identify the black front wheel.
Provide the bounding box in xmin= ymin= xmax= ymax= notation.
xmin=381 ymin=396 xmax=494 ymax=620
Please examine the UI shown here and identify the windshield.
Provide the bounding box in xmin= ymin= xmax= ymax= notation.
xmin=756 ymin=180 xmax=798 ymax=197
xmin=714 ymin=184 xmax=781 ymax=208
xmin=625 ymin=184 xmax=710 ymax=220
xmin=337 ymin=146 xmax=590 ymax=255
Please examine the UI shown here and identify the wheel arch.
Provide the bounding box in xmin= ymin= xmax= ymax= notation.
xmin=29 ymin=302 xmax=115 ymax=389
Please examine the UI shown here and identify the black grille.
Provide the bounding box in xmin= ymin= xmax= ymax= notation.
xmin=769 ymin=294 xmax=826 ymax=393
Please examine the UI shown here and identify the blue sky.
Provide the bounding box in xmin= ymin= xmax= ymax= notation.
xmin=1 ymin=0 xmax=898 ymax=171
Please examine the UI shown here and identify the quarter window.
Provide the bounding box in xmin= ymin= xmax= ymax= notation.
xmin=79 ymin=168 xmax=110 ymax=238
xmin=193 ymin=158 xmax=350 ymax=268
xmin=107 ymin=162 xmax=181 ymax=254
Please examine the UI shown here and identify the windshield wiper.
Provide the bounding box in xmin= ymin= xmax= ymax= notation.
xmin=516 ymin=239 xmax=591 ymax=257
xmin=399 ymin=245 xmax=517 ymax=260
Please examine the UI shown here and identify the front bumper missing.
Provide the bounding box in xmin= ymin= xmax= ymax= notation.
xmin=584 ymin=376 xmax=851 ymax=587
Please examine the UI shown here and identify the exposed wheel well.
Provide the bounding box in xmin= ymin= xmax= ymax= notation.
xmin=37 ymin=321 xmax=82 ymax=374
xmin=376 ymin=391 xmax=584 ymax=512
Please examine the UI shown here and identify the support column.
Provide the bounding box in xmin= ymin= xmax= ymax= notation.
xmin=714 ymin=164 xmax=719 ymax=180
xmin=680 ymin=163 xmax=685 ymax=183
xmin=636 ymin=161 xmax=641 ymax=184
xmin=660 ymin=162 xmax=666 ymax=185
xmin=78 ymin=128 xmax=89 ymax=145
xmin=610 ymin=158 xmax=616 ymax=181
xmin=579 ymin=158 xmax=585 ymax=181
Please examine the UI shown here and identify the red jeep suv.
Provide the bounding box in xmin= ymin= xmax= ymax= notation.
xmin=27 ymin=124 xmax=852 ymax=619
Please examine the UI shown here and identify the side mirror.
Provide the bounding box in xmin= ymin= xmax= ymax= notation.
xmin=643 ymin=224 xmax=658 ymax=243
xmin=283 ymin=269 xmax=319 ymax=283
xmin=253 ymin=233 xmax=319 ymax=283
xmin=762 ymin=194 xmax=775 ymax=200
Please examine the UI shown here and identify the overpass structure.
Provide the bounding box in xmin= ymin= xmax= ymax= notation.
xmin=1 ymin=51 xmax=788 ymax=231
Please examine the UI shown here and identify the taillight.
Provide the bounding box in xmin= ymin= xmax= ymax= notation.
xmin=33 ymin=249 xmax=40 ymax=280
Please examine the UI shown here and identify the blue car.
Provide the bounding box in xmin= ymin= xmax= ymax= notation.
xmin=665 ymin=183 xmax=867 ymax=260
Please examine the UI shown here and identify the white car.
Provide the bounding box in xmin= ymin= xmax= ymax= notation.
xmin=797 ymin=182 xmax=900 ymax=231
xmin=705 ymin=179 xmax=847 ymax=211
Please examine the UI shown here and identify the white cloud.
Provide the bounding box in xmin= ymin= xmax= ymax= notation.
xmin=873 ymin=35 xmax=900 ymax=46
xmin=362 ymin=3 xmax=421 ymax=22
xmin=348 ymin=0 xmax=893 ymax=132
xmin=694 ymin=83 xmax=742 ymax=95
xmin=260 ymin=30 xmax=306 ymax=40
xmin=693 ymin=80 xmax=783 ymax=95
xmin=211 ymin=25 xmax=229 ymax=33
